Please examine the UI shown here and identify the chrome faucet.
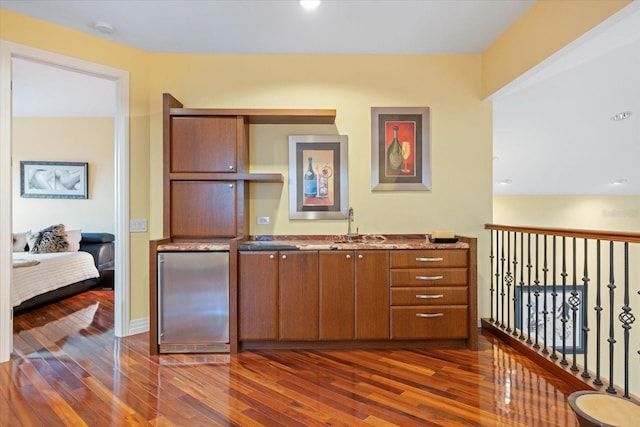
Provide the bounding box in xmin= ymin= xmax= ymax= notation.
xmin=346 ymin=207 xmax=358 ymax=241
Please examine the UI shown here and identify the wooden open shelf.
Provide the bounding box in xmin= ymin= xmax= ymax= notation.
xmin=169 ymin=108 xmax=336 ymax=125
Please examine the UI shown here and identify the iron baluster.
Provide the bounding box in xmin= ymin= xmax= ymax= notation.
xmin=593 ymin=240 xmax=603 ymax=386
xmin=560 ymin=236 xmax=568 ymax=366
xmin=519 ymin=232 xmax=525 ymax=341
xmin=607 ymin=240 xmax=616 ymax=394
xmin=619 ymin=242 xmax=634 ymax=399
xmin=551 ymin=236 xmax=558 ymax=361
xmin=533 ymin=234 xmax=541 ymax=349
xmin=489 ymin=230 xmax=495 ymax=322
xmin=506 ymin=231 xmax=514 ymax=333
xmin=581 ymin=238 xmax=590 ymax=379
xmin=500 ymin=230 xmax=506 ymax=328
xmin=570 ymin=237 xmax=579 ymax=372
xmin=542 ymin=235 xmax=549 ymax=355
xmin=512 ymin=232 xmax=520 ymax=337
xmin=526 ymin=233 xmax=533 ymax=345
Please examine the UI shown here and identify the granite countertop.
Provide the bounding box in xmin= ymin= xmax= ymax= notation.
xmin=157 ymin=242 xmax=231 ymax=251
xmin=157 ymin=234 xmax=469 ymax=252
xmin=238 ymin=234 xmax=469 ymax=251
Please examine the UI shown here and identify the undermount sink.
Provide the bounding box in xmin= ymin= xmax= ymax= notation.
xmin=237 ymin=242 xmax=299 ymax=251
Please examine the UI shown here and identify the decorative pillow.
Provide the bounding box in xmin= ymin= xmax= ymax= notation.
xmin=27 ymin=224 xmax=69 ymax=254
xmin=66 ymin=229 xmax=82 ymax=252
xmin=12 ymin=232 xmax=28 ymax=252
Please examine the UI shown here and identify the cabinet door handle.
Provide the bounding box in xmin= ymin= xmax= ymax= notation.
xmin=281 ymin=255 xmax=287 ymax=260
xmin=358 ymin=254 xmax=363 ymax=259
xmin=416 ymin=275 xmax=444 ymax=281
xmin=416 ymin=294 xmax=444 ymax=299
xmin=228 ymin=184 xmax=234 ymax=188
xmin=346 ymin=254 xmax=351 ymax=259
xmin=269 ymin=254 xmax=275 ymax=260
xmin=416 ymin=257 xmax=444 ymax=262
xmin=416 ymin=313 xmax=444 ymax=318
xmin=228 ymin=165 xmax=234 ymax=170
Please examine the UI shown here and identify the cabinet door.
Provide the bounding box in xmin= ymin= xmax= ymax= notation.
xmin=355 ymin=250 xmax=389 ymax=340
xmin=170 ymin=116 xmax=237 ymax=173
xmin=319 ymin=251 xmax=355 ymax=340
xmin=279 ymin=251 xmax=319 ymax=341
xmin=170 ymin=181 xmax=236 ymax=238
xmin=238 ymin=252 xmax=278 ymax=340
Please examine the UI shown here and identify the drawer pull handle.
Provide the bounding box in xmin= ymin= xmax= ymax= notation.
xmin=416 ymin=294 xmax=444 ymax=299
xmin=416 ymin=275 xmax=444 ymax=281
xmin=416 ymin=257 xmax=444 ymax=262
xmin=416 ymin=313 xmax=444 ymax=318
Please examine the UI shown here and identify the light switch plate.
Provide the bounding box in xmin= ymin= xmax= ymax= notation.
xmin=130 ymin=219 xmax=147 ymax=232
xmin=257 ymin=216 xmax=270 ymax=225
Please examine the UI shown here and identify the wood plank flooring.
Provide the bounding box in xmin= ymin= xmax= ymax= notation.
xmin=2 ymin=290 xmax=580 ymax=426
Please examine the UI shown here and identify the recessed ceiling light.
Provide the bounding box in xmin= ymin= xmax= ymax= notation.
xmin=299 ymin=0 xmax=321 ymax=10
xmin=498 ymin=179 xmax=512 ymax=185
xmin=611 ymin=111 xmax=632 ymax=121
xmin=93 ymin=21 xmax=115 ymax=34
xmin=611 ymin=179 xmax=628 ymax=185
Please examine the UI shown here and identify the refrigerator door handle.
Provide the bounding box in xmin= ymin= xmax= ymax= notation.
xmin=157 ymin=255 xmax=164 ymax=343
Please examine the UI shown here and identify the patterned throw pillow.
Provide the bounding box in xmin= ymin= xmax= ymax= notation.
xmin=27 ymin=224 xmax=70 ymax=253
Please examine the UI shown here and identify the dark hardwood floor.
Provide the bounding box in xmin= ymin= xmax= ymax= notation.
xmin=2 ymin=290 xmax=579 ymax=426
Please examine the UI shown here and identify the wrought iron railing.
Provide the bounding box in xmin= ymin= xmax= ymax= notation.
xmin=484 ymin=224 xmax=640 ymax=400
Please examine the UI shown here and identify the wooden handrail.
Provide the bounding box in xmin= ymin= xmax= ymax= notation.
xmin=485 ymin=224 xmax=640 ymax=244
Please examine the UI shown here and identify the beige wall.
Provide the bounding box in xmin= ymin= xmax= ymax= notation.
xmin=493 ymin=195 xmax=640 ymax=231
xmin=482 ymin=0 xmax=630 ymax=98
xmin=1 ymin=5 xmax=624 ymax=325
xmin=12 ymin=117 xmax=114 ymax=233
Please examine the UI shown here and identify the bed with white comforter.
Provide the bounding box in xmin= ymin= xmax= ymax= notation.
xmin=12 ymin=251 xmax=100 ymax=308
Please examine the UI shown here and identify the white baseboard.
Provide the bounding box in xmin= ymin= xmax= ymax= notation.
xmin=128 ymin=317 xmax=149 ymax=336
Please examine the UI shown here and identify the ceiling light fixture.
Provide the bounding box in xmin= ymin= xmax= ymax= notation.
xmin=611 ymin=179 xmax=628 ymax=185
xmin=611 ymin=111 xmax=632 ymax=121
xmin=93 ymin=21 xmax=115 ymax=34
xmin=299 ymin=0 xmax=321 ymax=10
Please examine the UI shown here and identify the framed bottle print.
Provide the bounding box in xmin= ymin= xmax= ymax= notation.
xmin=288 ymin=135 xmax=348 ymax=220
xmin=371 ymin=107 xmax=431 ymax=191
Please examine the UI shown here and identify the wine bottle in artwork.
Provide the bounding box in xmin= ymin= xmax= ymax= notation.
xmin=303 ymin=156 xmax=317 ymax=198
xmin=387 ymin=126 xmax=402 ymax=171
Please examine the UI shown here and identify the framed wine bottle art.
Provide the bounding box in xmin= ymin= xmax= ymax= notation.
xmin=371 ymin=107 xmax=431 ymax=191
xmin=288 ymin=135 xmax=348 ymax=220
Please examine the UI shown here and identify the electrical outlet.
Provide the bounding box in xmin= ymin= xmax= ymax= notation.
xmin=257 ymin=216 xmax=270 ymax=225
xmin=130 ymin=219 xmax=147 ymax=232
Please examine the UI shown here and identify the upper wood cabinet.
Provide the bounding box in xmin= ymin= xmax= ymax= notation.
xmin=162 ymin=93 xmax=336 ymax=239
xmin=170 ymin=181 xmax=237 ymax=238
xmin=170 ymin=116 xmax=238 ymax=173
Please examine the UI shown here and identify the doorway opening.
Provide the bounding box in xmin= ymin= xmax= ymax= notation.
xmin=0 ymin=41 xmax=131 ymax=362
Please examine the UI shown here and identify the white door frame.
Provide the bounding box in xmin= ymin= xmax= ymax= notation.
xmin=0 ymin=41 xmax=131 ymax=362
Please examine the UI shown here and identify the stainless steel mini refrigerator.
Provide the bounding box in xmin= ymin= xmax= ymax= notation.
xmin=157 ymin=251 xmax=229 ymax=353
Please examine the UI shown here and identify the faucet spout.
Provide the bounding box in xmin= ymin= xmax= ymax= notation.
xmin=346 ymin=207 xmax=358 ymax=241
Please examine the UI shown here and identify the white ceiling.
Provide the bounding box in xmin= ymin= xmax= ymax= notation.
xmin=4 ymin=0 xmax=640 ymax=195
xmin=0 ymin=0 xmax=535 ymax=54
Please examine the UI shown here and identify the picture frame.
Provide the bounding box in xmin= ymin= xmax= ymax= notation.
xmin=371 ymin=106 xmax=431 ymax=191
xmin=288 ymin=135 xmax=348 ymax=220
xmin=20 ymin=161 xmax=88 ymax=199
xmin=515 ymin=285 xmax=585 ymax=353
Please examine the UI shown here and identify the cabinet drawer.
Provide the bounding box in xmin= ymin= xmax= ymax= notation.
xmin=390 ymin=268 xmax=467 ymax=286
xmin=391 ymin=287 xmax=468 ymax=306
xmin=390 ymin=250 xmax=467 ymax=268
xmin=390 ymin=306 xmax=468 ymax=340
